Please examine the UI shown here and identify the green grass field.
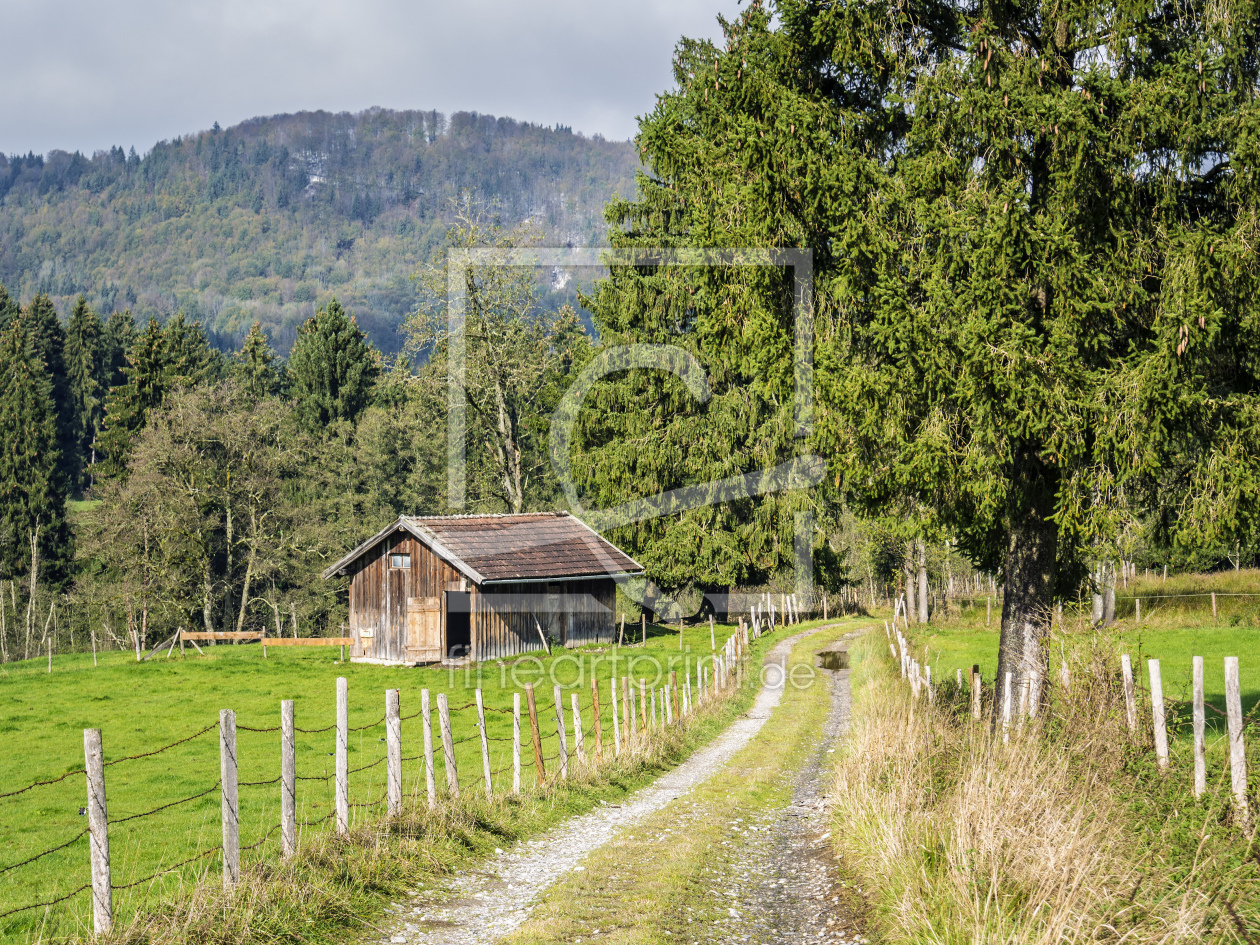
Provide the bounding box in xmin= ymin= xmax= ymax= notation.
xmin=0 ymin=619 xmax=747 ymax=938
xmin=903 ymin=571 xmax=1260 ymax=746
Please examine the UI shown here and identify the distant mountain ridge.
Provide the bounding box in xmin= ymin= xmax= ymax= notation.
xmin=0 ymin=108 xmax=640 ymax=353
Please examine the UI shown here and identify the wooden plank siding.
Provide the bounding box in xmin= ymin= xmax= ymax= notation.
xmin=346 ymin=526 xmax=617 ymax=664
xmin=472 ymin=578 xmax=615 ymax=660
xmin=347 ymin=531 xmax=464 ymax=661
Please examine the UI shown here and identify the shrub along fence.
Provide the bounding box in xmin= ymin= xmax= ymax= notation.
xmin=0 ymin=624 xmax=761 ymax=935
xmin=885 ymin=620 xmax=1256 ymax=829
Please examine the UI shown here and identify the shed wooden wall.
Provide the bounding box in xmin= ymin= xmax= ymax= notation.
xmin=472 ymin=578 xmax=615 ymax=660
xmin=347 ymin=531 xmax=617 ymax=663
xmin=347 ymin=531 xmax=464 ymax=661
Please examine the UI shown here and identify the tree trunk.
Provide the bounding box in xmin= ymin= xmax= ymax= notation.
xmin=903 ymin=547 xmax=916 ymax=624
xmin=235 ymin=553 xmax=255 ymax=634
xmin=993 ymin=448 xmax=1058 ymax=726
xmin=25 ymin=526 xmax=39 ymax=661
xmin=1103 ymin=563 xmax=1116 ymax=624
xmin=202 ymin=564 xmax=215 ymax=635
xmin=917 ymin=538 xmax=929 ymax=624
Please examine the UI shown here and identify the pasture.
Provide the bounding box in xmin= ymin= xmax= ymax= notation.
xmin=0 ymin=617 xmax=750 ymax=937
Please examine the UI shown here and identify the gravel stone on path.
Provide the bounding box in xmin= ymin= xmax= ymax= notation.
xmin=374 ymin=629 xmax=821 ymax=945
xmin=693 ymin=636 xmax=866 ymax=945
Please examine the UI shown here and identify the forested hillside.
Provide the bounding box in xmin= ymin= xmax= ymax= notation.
xmin=0 ymin=108 xmax=638 ymax=353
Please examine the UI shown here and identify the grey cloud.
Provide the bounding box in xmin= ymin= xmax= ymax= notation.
xmin=0 ymin=0 xmax=742 ymax=156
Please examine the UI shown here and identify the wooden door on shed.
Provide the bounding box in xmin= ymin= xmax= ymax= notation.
xmin=406 ymin=597 xmax=442 ymax=663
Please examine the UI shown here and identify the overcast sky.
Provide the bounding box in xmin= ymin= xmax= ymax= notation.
xmin=2 ymin=0 xmax=743 ymax=157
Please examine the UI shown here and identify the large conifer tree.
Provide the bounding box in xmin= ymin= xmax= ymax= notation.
xmin=23 ymin=294 xmax=78 ymax=493
xmin=97 ymin=313 xmax=221 ymax=479
xmin=584 ymin=0 xmax=1260 ymax=707
xmin=65 ymin=295 xmax=106 ymax=490
xmin=235 ymin=321 xmax=282 ymax=399
xmin=0 ymin=315 xmax=71 ymax=589
xmin=287 ymin=299 xmax=379 ymax=428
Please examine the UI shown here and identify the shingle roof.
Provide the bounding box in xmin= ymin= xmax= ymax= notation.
xmin=321 ymin=512 xmax=643 ymax=583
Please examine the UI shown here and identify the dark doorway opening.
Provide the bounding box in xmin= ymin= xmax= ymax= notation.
xmin=445 ymin=591 xmax=471 ymax=659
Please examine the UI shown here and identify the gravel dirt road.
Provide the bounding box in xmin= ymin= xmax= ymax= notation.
xmin=372 ymin=626 xmax=864 ymax=945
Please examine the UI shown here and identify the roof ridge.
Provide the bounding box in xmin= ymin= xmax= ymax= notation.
xmin=407 ymin=511 xmax=568 ymax=520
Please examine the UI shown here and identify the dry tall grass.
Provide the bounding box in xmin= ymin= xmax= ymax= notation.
xmin=830 ymin=634 xmax=1258 ymax=944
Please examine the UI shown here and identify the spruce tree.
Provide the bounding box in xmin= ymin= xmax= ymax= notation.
xmin=97 ymin=319 xmax=168 ymax=479
xmin=162 ymin=311 xmax=223 ymax=386
xmin=0 ymin=316 xmax=71 ymax=587
xmin=287 ymin=298 xmax=379 ymax=428
xmin=235 ymin=321 xmax=282 ymax=398
xmin=97 ymin=313 xmax=225 ymax=478
xmin=0 ymin=283 xmax=19 ymax=333
xmin=584 ymin=0 xmax=1260 ymax=709
xmin=23 ymin=294 xmax=77 ymax=494
xmin=65 ymin=295 xmax=106 ymax=490
xmin=102 ymin=308 xmax=136 ymax=389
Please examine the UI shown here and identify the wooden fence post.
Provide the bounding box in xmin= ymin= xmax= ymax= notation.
xmin=281 ymin=699 xmax=296 ymax=857
xmin=571 ymin=693 xmax=585 ymax=764
xmin=220 ymin=709 xmax=240 ymax=886
xmin=1002 ymin=672 xmax=1012 ymax=745
xmin=610 ymin=676 xmax=621 ymax=757
xmin=335 ymin=677 xmax=349 ymax=835
xmin=639 ymin=679 xmax=648 ymax=734
xmin=685 ymin=672 xmax=692 ymax=716
xmin=650 ymin=687 xmax=657 ymax=728
xmin=1212 ymin=592 xmax=1218 ymax=621
xmin=525 ymin=683 xmax=546 ymax=783
xmin=971 ymin=672 xmax=982 ymax=720
xmin=1135 ymin=598 xmax=1141 ymax=626
xmin=1192 ymin=656 xmax=1206 ymax=798
xmin=986 ymin=596 xmax=991 ymax=627
xmin=437 ymin=692 xmax=459 ymax=796
xmin=512 ymin=692 xmax=522 ymax=794
xmin=709 ymin=614 xmax=715 ymax=650
xmin=620 ymin=676 xmax=628 ymax=735
xmin=476 ymin=688 xmax=493 ymax=798
xmin=671 ymin=671 xmax=680 ymax=723
xmin=591 ymin=678 xmax=603 ymax=762
xmin=553 ymin=685 xmax=569 ymax=779
xmin=1120 ymin=655 xmax=1137 ymax=733
xmin=83 ymin=728 xmax=113 ymax=934
xmin=1225 ymin=657 xmax=1250 ymax=826
xmin=1148 ymin=660 xmax=1168 ymax=770
xmin=386 ymin=689 xmax=402 ymax=816
xmin=421 ymin=688 xmax=436 ymax=808
xmin=628 ymin=678 xmax=638 ymax=742
xmin=641 ymin=614 xmax=646 ymax=645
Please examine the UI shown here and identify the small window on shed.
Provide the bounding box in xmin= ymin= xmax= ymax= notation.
xmin=390 ymin=553 xmax=411 ymax=569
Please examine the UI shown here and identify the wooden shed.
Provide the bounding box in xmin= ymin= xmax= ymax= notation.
xmin=321 ymin=512 xmax=643 ymax=665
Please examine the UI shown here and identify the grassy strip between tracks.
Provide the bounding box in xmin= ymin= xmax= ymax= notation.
xmin=500 ymin=620 xmax=861 ymax=945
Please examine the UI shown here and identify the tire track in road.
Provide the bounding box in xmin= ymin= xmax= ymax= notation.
xmin=373 ymin=627 xmax=834 ymax=945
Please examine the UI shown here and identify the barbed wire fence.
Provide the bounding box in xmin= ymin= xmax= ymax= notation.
xmin=0 ymin=619 xmax=766 ymax=935
xmin=887 ymin=619 xmax=1258 ymax=829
